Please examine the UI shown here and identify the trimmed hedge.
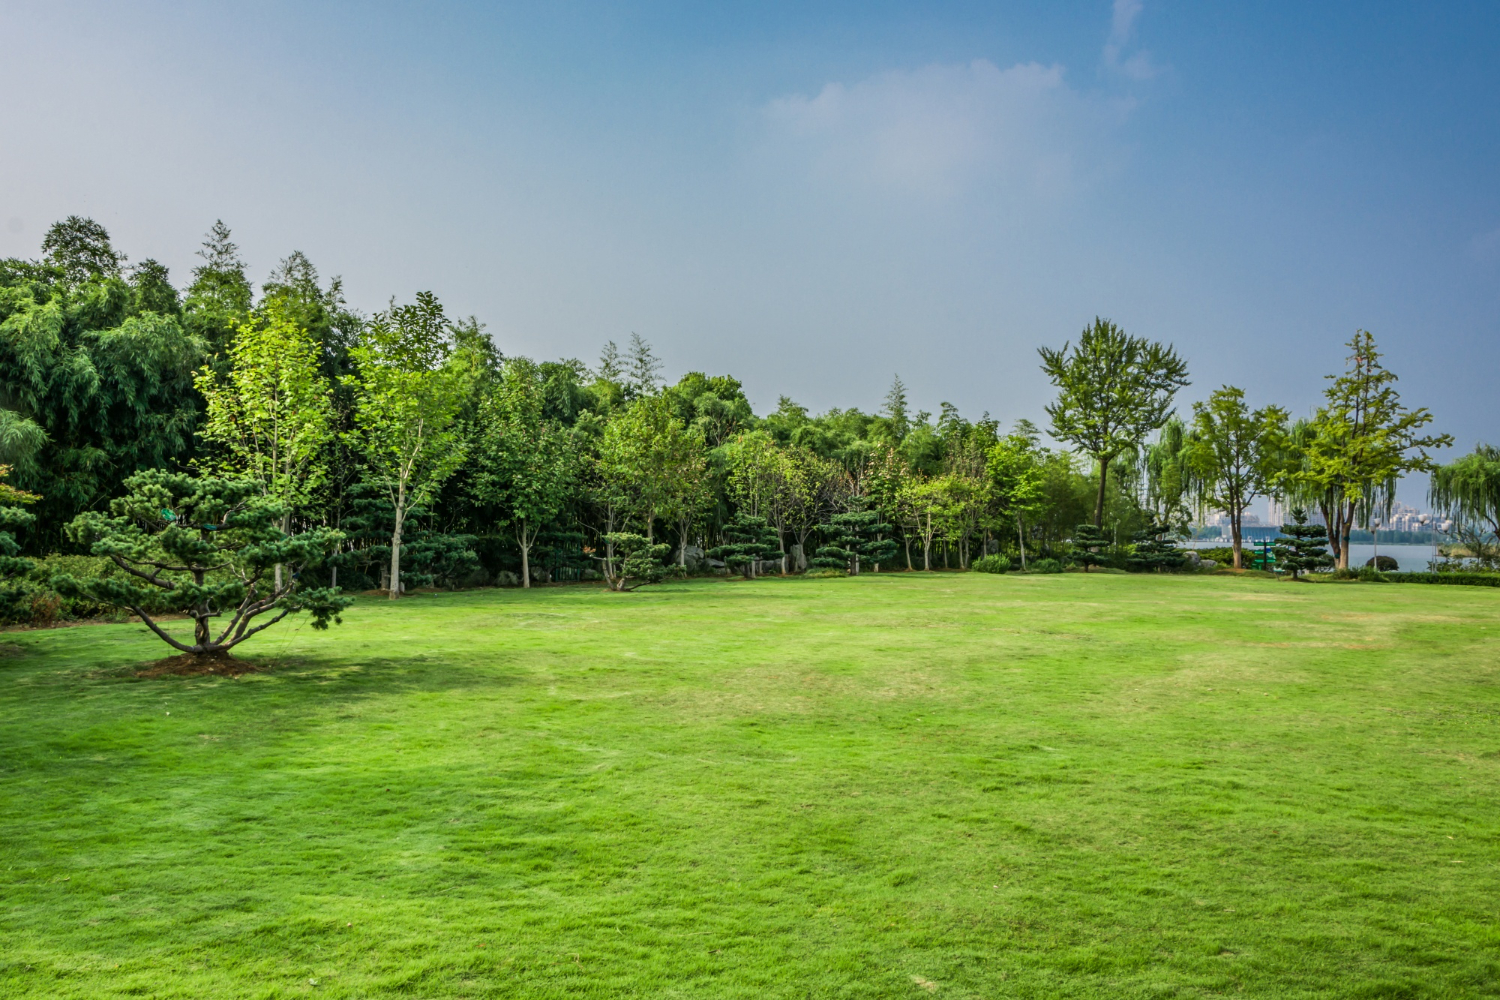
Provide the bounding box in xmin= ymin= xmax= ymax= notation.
xmin=1380 ymin=572 xmax=1500 ymax=588
xmin=972 ymin=555 xmax=1011 ymax=574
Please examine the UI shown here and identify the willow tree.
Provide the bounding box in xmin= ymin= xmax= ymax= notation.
xmin=1039 ymin=318 xmax=1190 ymax=526
xmin=1430 ymin=444 xmax=1500 ymax=569
xmin=343 ymin=293 xmax=468 ymax=598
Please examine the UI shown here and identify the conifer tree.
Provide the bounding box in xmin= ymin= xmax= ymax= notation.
xmin=812 ymin=497 xmax=898 ymax=575
xmin=1273 ymin=507 xmax=1333 ymax=579
xmin=1070 ymin=523 xmax=1108 ymax=572
xmin=708 ymin=513 xmax=783 ymax=579
xmin=1126 ymin=520 xmax=1185 ymax=572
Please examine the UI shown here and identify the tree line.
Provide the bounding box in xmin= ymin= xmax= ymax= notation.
xmin=0 ymin=216 xmax=1490 ymax=657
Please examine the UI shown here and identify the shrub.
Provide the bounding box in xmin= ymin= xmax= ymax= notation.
xmin=1365 ymin=555 xmax=1398 ymax=572
xmin=1356 ymin=565 xmax=1388 ymax=583
xmin=972 ymin=555 xmax=1011 ymax=574
xmin=1381 ymin=572 xmax=1500 ymax=588
xmin=1030 ymin=558 xmax=1063 ymax=574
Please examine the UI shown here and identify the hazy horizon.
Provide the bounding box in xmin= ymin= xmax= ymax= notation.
xmin=4 ymin=1 xmax=1496 ymax=506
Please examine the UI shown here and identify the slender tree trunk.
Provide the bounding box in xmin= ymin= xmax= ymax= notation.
xmin=1017 ymin=517 xmax=1027 ymax=571
xmin=518 ymin=520 xmax=532 ymax=589
xmin=1231 ymin=511 xmax=1243 ymax=570
xmin=388 ymin=482 xmax=405 ymax=600
xmin=904 ymin=535 xmax=912 ymax=571
xmin=1094 ymin=456 xmax=1110 ymax=527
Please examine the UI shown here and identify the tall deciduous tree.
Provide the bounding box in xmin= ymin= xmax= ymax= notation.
xmin=471 ymin=358 xmax=579 ymax=588
xmin=41 ymin=216 xmax=124 ymax=284
xmin=1291 ymin=332 xmax=1450 ymax=569
xmin=1039 ymin=318 xmax=1190 ymax=527
xmin=343 ymin=292 xmax=468 ymax=598
xmin=1185 ymin=386 xmax=1288 ymax=570
xmin=194 ymin=301 xmax=335 ymax=575
xmin=986 ymin=433 xmax=1046 ymax=570
xmin=598 ymin=395 xmax=704 ymax=546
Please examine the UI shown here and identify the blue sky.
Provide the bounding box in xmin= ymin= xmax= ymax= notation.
xmin=2 ymin=1 xmax=1496 ymax=503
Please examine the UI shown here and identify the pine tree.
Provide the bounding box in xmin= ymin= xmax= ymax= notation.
xmin=812 ymin=497 xmax=898 ymax=575
xmin=1126 ymin=520 xmax=1185 ymax=572
xmin=708 ymin=513 xmax=783 ymax=579
xmin=1070 ymin=523 xmax=1108 ymax=572
xmin=1274 ymin=507 xmax=1333 ymax=579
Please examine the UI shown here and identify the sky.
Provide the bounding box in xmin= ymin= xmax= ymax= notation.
xmin=2 ymin=1 xmax=1497 ymax=508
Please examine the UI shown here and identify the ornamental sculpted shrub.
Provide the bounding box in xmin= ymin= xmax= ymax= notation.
xmin=53 ymin=470 xmax=350 ymax=661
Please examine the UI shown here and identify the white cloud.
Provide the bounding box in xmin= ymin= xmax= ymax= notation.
xmin=1103 ymin=0 xmax=1161 ymax=81
xmin=762 ymin=59 xmax=1128 ymax=198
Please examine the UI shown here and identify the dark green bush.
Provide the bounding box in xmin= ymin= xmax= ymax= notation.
xmin=1030 ymin=558 xmax=1063 ymax=574
xmin=972 ymin=555 xmax=1011 ymax=574
xmin=1381 ymin=572 xmax=1500 ymax=588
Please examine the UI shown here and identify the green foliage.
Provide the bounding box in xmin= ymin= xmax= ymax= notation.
xmin=1029 ymin=557 xmax=1063 ymax=574
xmin=0 ymin=465 xmax=39 ymax=617
xmin=1429 ymin=444 xmax=1500 ymax=570
xmin=598 ymin=531 xmax=671 ymax=591
xmin=597 ymin=395 xmax=705 ymax=543
xmin=972 ymin=554 xmax=1011 ymax=573
xmin=1381 ymin=571 xmax=1500 ymax=587
xmin=1273 ymin=507 xmax=1334 ymax=579
xmin=1288 ymin=332 xmax=1451 ymax=568
xmin=1185 ymin=386 xmax=1288 ymax=569
xmin=1356 ymin=565 xmax=1389 ymax=583
xmin=708 ymin=513 xmax=783 ymax=579
xmin=343 ymin=292 xmax=469 ymax=598
xmin=52 ymin=470 xmax=349 ymax=657
xmin=194 ymin=300 xmax=334 ymax=511
xmin=1039 ymin=318 xmax=1190 ymax=525
xmin=1125 ymin=521 xmax=1185 ymax=573
xmin=812 ymin=497 xmax=898 ymax=575
xmin=0 ymin=254 xmax=206 ymax=550
xmin=1069 ymin=523 xmax=1109 ymax=572
xmin=470 ymin=357 xmax=580 ymax=587
xmin=41 ymin=215 xmax=124 ymax=284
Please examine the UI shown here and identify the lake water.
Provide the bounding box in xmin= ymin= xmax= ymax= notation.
xmin=1186 ymin=540 xmax=1441 ymax=571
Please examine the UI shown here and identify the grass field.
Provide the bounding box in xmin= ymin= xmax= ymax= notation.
xmin=1 ymin=573 xmax=1498 ymax=999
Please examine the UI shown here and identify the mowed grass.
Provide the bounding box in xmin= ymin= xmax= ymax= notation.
xmin=1 ymin=574 xmax=1498 ymax=999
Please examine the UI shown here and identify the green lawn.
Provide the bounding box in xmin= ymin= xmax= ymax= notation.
xmin=1 ymin=573 xmax=1497 ymax=999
